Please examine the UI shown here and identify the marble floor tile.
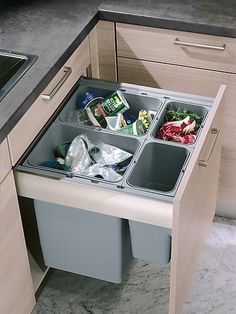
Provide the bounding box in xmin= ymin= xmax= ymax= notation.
xmin=33 ymin=272 xmax=130 ymax=313
xmin=207 ymin=244 xmax=236 ymax=314
xmin=32 ymin=297 xmax=86 ymax=314
xmin=119 ymin=260 xmax=170 ymax=314
xmin=184 ymin=216 xmax=236 ymax=314
xmin=36 ymin=270 xmax=86 ymax=301
xmin=32 ymin=216 xmax=236 ymax=314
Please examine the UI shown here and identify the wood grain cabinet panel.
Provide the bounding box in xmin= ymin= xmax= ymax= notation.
xmin=89 ymin=21 xmax=117 ymax=81
xmin=171 ymin=86 xmax=225 ymax=314
xmin=0 ymin=171 xmax=35 ymax=314
xmin=116 ymin=23 xmax=236 ymax=74
xmin=8 ymin=37 xmax=90 ymax=166
xmin=0 ymin=138 xmax=11 ymax=184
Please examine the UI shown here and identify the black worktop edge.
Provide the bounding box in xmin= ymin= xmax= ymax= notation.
xmin=99 ymin=9 xmax=236 ymax=38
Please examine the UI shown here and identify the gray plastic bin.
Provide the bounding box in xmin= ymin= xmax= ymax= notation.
xmin=58 ymin=78 xmax=164 ymax=136
xmin=34 ymin=200 xmax=132 ymax=283
xmin=24 ymin=123 xmax=140 ymax=184
xmin=128 ymin=220 xmax=171 ymax=264
xmin=152 ymin=100 xmax=208 ymax=145
xmin=127 ymin=142 xmax=189 ymax=195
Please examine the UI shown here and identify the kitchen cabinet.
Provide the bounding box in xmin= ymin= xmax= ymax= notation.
xmin=4 ymin=20 xmax=227 ymax=314
xmin=14 ymin=77 xmax=225 ymax=314
xmin=0 ymin=140 xmax=35 ymax=314
xmin=7 ymin=36 xmax=90 ymax=293
xmin=116 ymin=23 xmax=236 ymax=218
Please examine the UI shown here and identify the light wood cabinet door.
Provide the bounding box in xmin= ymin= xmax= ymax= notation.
xmin=0 ymin=171 xmax=35 ymax=314
xmin=0 ymin=138 xmax=11 ymax=184
xmin=8 ymin=37 xmax=90 ymax=166
xmin=118 ymin=56 xmax=236 ymax=214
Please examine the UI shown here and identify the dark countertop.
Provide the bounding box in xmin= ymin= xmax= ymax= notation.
xmin=1 ymin=0 xmax=236 ymax=144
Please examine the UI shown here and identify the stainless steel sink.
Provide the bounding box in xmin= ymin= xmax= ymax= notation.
xmin=0 ymin=49 xmax=37 ymax=101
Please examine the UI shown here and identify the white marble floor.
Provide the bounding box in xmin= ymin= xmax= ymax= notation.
xmin=32 ymin=216 xmax=236 ymax=314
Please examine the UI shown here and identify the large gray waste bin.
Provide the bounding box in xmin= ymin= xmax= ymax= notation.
xmin=34 ymin=200 xmax=132 ymax=283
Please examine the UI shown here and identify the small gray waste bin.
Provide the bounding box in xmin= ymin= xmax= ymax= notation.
xmin=34 ymin=200 xmax=132 ymax=283
xmin=129 ymin=220 xmax=171 ymax=264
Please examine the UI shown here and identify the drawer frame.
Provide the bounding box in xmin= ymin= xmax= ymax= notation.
xmin=15 ymin=83 xmax=225 ymax=314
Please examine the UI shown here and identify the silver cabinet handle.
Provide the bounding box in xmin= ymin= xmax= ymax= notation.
xmin=199 ymin=128 xmax=220 ymax=167
xmin=174 ymin=38 xmax=226 ymax=51
xmin=42 ymin=66 xmax=72 ymax=101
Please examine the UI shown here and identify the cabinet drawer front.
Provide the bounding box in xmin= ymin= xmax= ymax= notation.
xmin=116 ymin=23 xmax=236 ymax=73
xmin=15 ymin=172 xmax=173 ymax=229
xmin=0 ymin=171 xmax=35 ymax=313
xmin=0 ymin=138 xmax=11 ymax=183
xmin=8 ymin=37 xmax=90 ymax=166
xmin=170 ymin=85 xmax=225 ymax=314
xmin=118 ymin=56 xmax=227 ymax=96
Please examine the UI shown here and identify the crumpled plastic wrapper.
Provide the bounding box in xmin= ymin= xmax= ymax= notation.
xmin=64 ymin=134 xmax=132 ymax=182
xmin=83 ymin=164 xmax=123 ymax=181
xmin=65 ymin=135 xmax=93 ymax=174
xmin=90 ymin=143 xmax=132 ymax=166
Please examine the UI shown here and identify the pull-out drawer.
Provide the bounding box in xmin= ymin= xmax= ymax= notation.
xmin=15 ymin=78 xmax=225 ymax=228
xmin=116 ymin=23 xmax=236 ymax=73
xmin=14 ymin=78 xmax=225 ymax=314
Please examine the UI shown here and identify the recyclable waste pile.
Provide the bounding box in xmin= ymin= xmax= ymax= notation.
xmin=67 ymin=90 xmax=156 ymax=135
xmin=40 ymin=134 xmax=133 ymax=182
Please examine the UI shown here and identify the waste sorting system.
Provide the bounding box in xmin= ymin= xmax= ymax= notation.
xmin=16 ymin=77 xmax=216 ymax=283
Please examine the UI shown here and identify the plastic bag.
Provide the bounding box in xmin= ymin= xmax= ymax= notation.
xmin=65 ymin=135 xmax=93 ymax=174
xmin=90 ymin=142 xmax=132 ymax=166
xmin=83 ymin=164 xmax=123 ymax=181
xmin=64 ymin=134 xmax=132 ymax=181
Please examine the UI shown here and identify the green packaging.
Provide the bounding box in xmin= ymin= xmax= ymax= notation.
xmin=86 ymin=91 xmax=130 ymax=128
xmin=86 ymin=97 xmax=107 ymax=128
xmin=119 ymin=119 xmax=146 ymax=135
xmin=101 ymin=90 xmax=130 ymax=116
